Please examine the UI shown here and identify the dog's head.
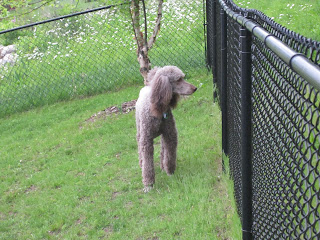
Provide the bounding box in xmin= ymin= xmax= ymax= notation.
xmin=149 ymin=66 xmax=197 ymax=118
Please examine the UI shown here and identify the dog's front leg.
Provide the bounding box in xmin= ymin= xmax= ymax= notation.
xmin=140 ymin=137 xmax=155 ymax=192
xmin=160 ymin=119 xmax=178 ymax=175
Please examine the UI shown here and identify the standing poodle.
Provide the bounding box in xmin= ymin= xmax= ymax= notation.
xmin=135 ymin=66 xmax=197 ymax=192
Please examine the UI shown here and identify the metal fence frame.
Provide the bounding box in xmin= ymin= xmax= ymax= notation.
xmin=206 ymin=0 xmax=320 ymax=239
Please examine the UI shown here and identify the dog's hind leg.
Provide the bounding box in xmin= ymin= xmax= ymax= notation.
xmin=160 ymin=138 xmax=165 ymax=171
xmin=136 ymin=130 xmax=143 ymax=168
xmin=136 ymin=113 xmax=145 ymax=169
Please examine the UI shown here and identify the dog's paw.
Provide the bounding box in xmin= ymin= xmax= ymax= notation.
xmin=143 ymin=185 xmax=153 ymax=193
xmin=167 ymin=171 xmax=175 ymax=176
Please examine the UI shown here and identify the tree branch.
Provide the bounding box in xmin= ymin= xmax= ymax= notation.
xmin=148 ymin=0 xmax=163 ymax=50
xmin=130 ymin=0 xmax=143 ymax=50
xmin=0 ymin=0 xmax=54 ymax=21
xmin=28 ymin=0 xmax=47 ymax=5
xmin=141 ymin=0 xmax=148 ymax=49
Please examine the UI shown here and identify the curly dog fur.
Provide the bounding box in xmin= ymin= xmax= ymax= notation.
xmin=135 ymin=66 xmax=197 ymax=192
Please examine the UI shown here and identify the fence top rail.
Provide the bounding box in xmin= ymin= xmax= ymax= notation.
xmin=0 ymin=1 xmax=130 ymax=35
xmin=218 ymin=0 xmax=320 ymax=91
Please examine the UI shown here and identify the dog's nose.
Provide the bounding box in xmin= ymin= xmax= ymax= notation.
xmin=194 ymin=87 xmax=197 ymax=92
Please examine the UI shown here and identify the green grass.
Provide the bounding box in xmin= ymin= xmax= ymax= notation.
xmin=0 ymin=71 xmax=241 ymax=239
xmin=234 ymin=0 xmax=320 ymax=41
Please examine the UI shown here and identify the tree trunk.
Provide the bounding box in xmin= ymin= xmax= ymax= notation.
xmin=137 ymin=45 xmax=151 ymax=84
xmin=130 ymin=0 xmax=163 ymax=85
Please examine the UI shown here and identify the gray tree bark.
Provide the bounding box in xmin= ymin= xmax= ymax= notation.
xmin=130 ymin=0 xmax=163 ymax=85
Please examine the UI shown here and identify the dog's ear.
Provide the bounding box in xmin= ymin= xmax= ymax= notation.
xmin=151 ymin=75 xmax=172 ymax=118
xmin=170 ymin=93 xmax=180 ymax=109
xmin=147 ymin=67 xmax=160 ymax=83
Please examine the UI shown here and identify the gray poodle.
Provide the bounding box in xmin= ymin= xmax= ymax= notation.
xmin=135 ymin=66 xmax=197 ymax=192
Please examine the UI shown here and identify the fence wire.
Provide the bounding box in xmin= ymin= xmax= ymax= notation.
xmin=206 ymin=0 xmax=320 ymax=239
xmin=226 ymin=15 xmax=242 ymax=218
xmin=0 ymin=0 xmax=205 ymax=117
xmin=251 ymin=35 xmax=320 ymax=239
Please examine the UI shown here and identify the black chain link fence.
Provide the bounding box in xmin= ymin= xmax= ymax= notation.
xmin=206 ymin=0 xmax=320 ymax=239
xmin=0 ymin=0 xmax=205 ymax=117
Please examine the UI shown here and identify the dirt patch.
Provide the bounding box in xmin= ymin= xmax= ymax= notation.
xmin=25 ymin=185 xmax=37 ymax=194
xmin=111 ymin=191 xmax=121 ymax=200
xmin=103 ymin=226 xmax=113 ymax=238
xmin=84 ymin=100 xmax=137 ymax=124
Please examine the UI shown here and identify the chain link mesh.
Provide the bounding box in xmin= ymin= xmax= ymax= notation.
xmin=206 ymin=0 xmax=221 ymax=99
xmin=206 ymin=0 xmax=320 ymax=239
xmin=251 ymin=35 xmax=320 ymax=239
xmin=226 ymin=15 xmax=242 ymax=218
xmin=0 ymin=0 xmax=205 ymax=117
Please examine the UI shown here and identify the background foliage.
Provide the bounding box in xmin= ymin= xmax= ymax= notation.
xmin=0 ymin=0 xmax=205 ymax=117
xmin=234 ymin=0 xmax=320 ymax=41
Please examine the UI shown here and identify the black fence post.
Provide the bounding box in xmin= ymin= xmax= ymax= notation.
xmin=240 ymin=25 xmax=253 ymax=239
xmin=205 ymin=0 xmax=212 ymax=68
xmin=220 ymin=7 xmax=228 ymax=162
xmin=212 ymin=0 xmax=217 ymax=83
xmin=207 ymin=0 xmax=218 ymax=100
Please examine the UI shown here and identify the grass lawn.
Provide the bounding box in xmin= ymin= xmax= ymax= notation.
xmin=0 ymin=70 xmax=241 ymax=239
xmin=234 ymin=0 xmax=320 ymax=41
